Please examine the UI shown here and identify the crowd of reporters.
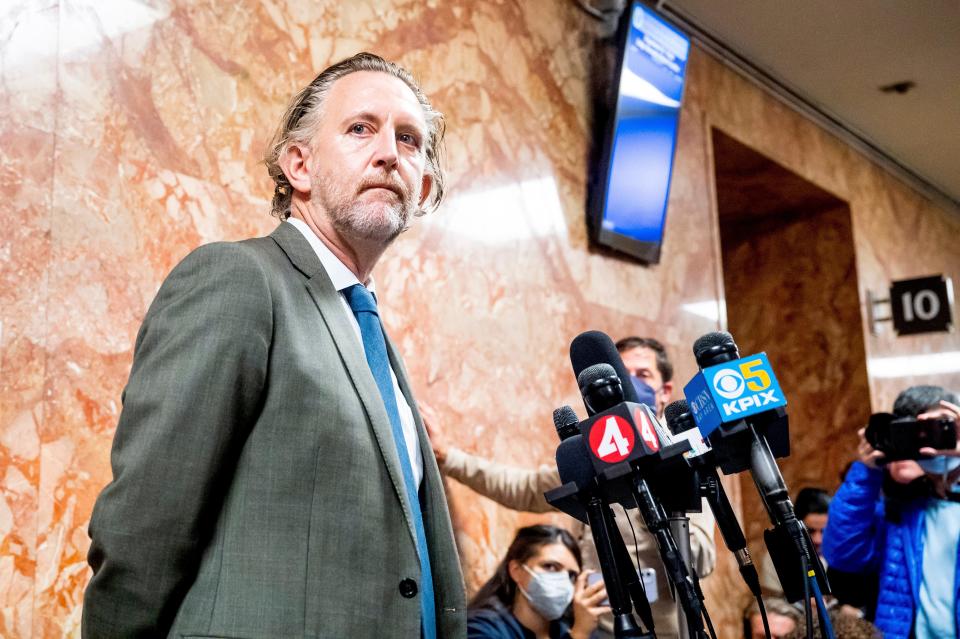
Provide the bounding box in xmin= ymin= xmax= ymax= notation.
xmin=428 ymin=335 xmax=959 ymax=639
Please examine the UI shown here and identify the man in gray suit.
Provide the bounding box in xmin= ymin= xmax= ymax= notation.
xmin=82 ymin=52 xmax=466 ymax=639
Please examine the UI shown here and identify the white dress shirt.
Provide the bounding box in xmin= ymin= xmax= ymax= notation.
xmin=286 ymin=218 xmax=423 ymax=488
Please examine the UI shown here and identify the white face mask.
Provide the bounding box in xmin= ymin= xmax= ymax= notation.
xmin=518 ymin=565 xmax=575 ymax=620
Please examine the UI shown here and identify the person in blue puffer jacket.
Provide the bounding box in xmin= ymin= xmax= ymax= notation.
xmin=823 ymin=385 xmax=960 ymax=639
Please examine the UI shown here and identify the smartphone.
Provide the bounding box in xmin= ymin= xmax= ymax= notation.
xmin=586 ymin=568 xmax=658 ymax=605
xmin=586 ymin=572 xmax=610 ymax=607
xmin=641 ymin=567 xmax=658 ymax=603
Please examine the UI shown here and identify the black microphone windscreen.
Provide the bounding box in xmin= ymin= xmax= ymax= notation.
xmin=664 ymin=399 xmax=696 ymax=435
xmin=693 ymin=331 xmax=740 ymax=368
xmin=664 ymin=400 xmax=690 ymax=427
xmin=576 ymin=363 xmax=617 ymax=390
xmin=555 ymin=435 xmax=595 ymax=490
xmin=693 ymin=331 xmax=734 ymax=359
xmin=569 ymin=331 xmax=640 ymax=404
xmin=553 ymin=406 xmax=579 ymax=441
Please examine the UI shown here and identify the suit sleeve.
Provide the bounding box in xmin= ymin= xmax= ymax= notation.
xmin=82 ymin=242 xmax=273 ymax=639
xmin=441 ymin=448 xmax=559 ymax=513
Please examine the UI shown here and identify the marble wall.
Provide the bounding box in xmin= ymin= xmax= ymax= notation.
xmin=0 ymin=1 xmax=958 ymax=637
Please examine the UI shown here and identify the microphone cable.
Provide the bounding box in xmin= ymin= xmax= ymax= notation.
xmin=757 ymin=596 xmax=772 ymax=639
xmin=689 ymin=559 xmax=717 ymax=639
xmin=808 ymin=560 xmax=836 ymax=639
xmin=619 ymin=503 xmax=643 ymax=577
xmin=800 ymin=554 xmax=814 ymax=639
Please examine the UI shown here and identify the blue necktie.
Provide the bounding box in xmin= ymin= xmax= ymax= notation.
xmin=343 ymin=284 xmax=436 ymax=639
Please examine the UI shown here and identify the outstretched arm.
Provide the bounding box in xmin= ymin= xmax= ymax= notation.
xmin=421 ymin=404 xmax=560 ymax=513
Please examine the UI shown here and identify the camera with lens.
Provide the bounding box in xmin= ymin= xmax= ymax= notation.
xmin=865 ymin=413 xmax=957 ymax=461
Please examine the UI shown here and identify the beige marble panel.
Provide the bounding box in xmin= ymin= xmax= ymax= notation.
xmin=0 ymin=2 xmax=59 ymax=637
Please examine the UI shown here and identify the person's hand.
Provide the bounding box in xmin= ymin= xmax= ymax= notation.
xmin=918 ymin=400 xmax=960 ymax=458
xmin=856 ymin=427 xmax=885 ymax=469
xmin=418 ymin=401 xmax=450 ymax=466
xmin=569 ymin=570 xmax=611 ymax=639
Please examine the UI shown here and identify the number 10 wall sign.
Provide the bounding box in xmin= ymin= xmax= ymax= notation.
xmin=890 ymin=275 xmax=954 ymax=336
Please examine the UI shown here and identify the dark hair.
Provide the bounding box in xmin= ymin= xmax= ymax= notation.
xmin=794 ymin=487 xmax=831 ymax=521
xmin=469 ymin=525 xmax=581 ymax=610
xmin=615 ymin=336 xmax=674 ymax=383
xmin=892 ymin=385 xmax=959 ymax=418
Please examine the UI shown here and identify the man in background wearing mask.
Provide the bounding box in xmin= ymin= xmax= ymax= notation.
xmin=823 ymin=385 xmax=960 ymax=639
xmin=424 ymin=337 xmax=716 ymax=638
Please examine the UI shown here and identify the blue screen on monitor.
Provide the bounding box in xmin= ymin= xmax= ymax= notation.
xmin=596 ymin=4 xmax=689 ymax=261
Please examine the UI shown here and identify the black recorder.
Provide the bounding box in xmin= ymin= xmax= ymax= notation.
xmin=865 ymin=413 xmax=957 ymax=461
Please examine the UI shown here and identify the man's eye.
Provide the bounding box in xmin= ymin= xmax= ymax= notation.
xmin=398 ymin=133 xmax=420 ymax=147
xmin=350 ymin=123 xmax=368 ymax=134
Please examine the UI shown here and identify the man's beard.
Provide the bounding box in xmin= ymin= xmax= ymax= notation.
xmin=312 ymin=169 xmax=419 ymax=244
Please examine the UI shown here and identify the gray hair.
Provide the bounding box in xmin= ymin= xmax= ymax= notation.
xmin=893 ymin=385 xmax=960 ymax=418
xmin=263 ymin=52 xmax=445 ymax=219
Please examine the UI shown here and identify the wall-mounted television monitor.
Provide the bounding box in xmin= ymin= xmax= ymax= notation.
xmin=589 ymin=2 xmax=690 ymax=264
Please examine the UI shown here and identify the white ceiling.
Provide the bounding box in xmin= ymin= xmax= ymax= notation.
xmin=658 ymin=0 xmax=960 ymax=208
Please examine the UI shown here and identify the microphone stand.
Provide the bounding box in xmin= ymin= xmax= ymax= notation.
xmin=632 ymin=478 xmax=708 ymax=639
xmin=584 ymin=496 xmax=656 ymax=638
xmin=667 ymin=511 xmax=692 ymax=639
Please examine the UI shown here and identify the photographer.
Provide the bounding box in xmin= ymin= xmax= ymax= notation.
xmin=822 ymin=385 xmax=960 ymax=639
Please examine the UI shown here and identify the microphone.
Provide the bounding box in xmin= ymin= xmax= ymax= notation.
xmin=553 ymin=405 xmax=580 ymax=441
xmin=573 ymin=363 xmax=667 ymax=475
xmin=578 ymin=364 xmax=627 ymax=416
xmin=664 ymin=400 xmax=762 ymax=598
xmin=683 ymin=331 xmax=828 ymax=603
xmin=686 ymin=332 xmax=792 ymax=524
xmin=553 ymin=435 xmax=655 ymax=636
xmin=571 ymin=331 xmax=642 ymax=404
xmin=556 ymin=435 xmax=595 ymax=489
xmin=569 ymin=331 xmax=708 ymax=637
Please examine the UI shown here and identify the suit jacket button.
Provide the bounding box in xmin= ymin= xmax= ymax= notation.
xmin=399 ymin=578 xmax=418 ymax=598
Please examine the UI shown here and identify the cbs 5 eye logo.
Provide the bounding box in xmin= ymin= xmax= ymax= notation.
xmin=711 ymin=359 xmax=771 ymax=399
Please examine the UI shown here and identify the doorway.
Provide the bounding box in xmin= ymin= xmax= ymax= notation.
xmin=711 ymin=128 xmax=872 ymax=556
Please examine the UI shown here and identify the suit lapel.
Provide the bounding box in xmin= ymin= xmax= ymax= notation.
xmin=269 ymin=223 xmax=418 ymax=549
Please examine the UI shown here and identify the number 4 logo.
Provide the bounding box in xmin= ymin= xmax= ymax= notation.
xmin=634 ymin=408 xmax=660 ymax=452
xmin=589 ymin=415 xmax=636 ymax=463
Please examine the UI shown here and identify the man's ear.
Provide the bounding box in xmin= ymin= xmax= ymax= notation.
xmin=661 ymin=381 xmax=674 ymax=405
xmin=418 ymin=173 xmax=433 ymax=208
xmin=279 ymin=144 xmax=313 ymax=194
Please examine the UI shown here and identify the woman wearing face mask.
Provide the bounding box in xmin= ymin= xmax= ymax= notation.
xmin=467 ymin=525 xmax=610 ymax=639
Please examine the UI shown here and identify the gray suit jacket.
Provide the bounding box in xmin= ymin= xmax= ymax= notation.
xmin=83 ymin=223 xmax=466 ymax=638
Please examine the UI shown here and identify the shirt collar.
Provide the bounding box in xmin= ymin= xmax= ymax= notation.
xmin=285 ymin=217 xmax=376 ymax=294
